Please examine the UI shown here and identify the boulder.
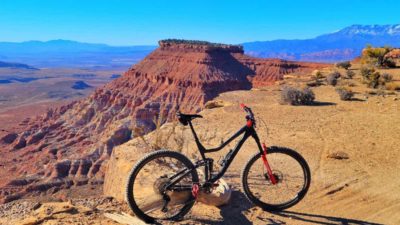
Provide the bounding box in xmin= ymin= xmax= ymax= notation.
xmin=197 ymin=178 xmax=231 ymax=206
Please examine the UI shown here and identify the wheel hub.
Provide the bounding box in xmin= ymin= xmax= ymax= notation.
xmin=153 ymin=176 xmax=171 ymax=194
xmin=263 ymin=170 xmax=283 ymax=184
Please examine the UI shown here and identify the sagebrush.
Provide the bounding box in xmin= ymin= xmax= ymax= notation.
xmin=336 ymin=87 xmax=354 ymax=101
xmin=281 ymin=86 xmax=315 ymax=105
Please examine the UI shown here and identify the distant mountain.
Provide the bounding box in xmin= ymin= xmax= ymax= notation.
xmin=0 ymin=40 xmax=156 ymax=69
xmin=0 ymin=61 xmax=37 ymax=70
xmin=243 ymin=24 xmax=400 ymax=62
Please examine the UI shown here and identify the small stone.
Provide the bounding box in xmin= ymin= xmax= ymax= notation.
xmin=32 ymin=202 xmax=42 ymax=210
xmin=327 ymin=151 xmax=349 ymax=160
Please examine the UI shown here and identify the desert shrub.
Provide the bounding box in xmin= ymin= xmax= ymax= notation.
xmin=384 ymin=59 xmax=397 ymax=68
xmin=159 ymin=39 xmax=241 ymax=49
xmin=361 ymin=45 xmax=393 ymax=68
xmin=336 ymin=87 xmax=354 ymax=101
xmin=385 ymin=82 xmax=400 ymax=91
xmin=336 ymin=61 xmax=351 ymax=70
xmin=382 ymin=73 xmax=393 ymax=82
xmin=281 ymin=86 xmax=315 ymax=105
xmin=360 ymin=66 xmax=375 ymax=79
xmin=361 ymin=69 xmax=393 ymax=89
xmin=345 ymin=70 xmax=355 ymax=79
xmin=326 ymin=71 xmax=340 ymax=86
xmin=366 ymin=71 xmax=382 ymax=88
xmin=133 ymin=114 xmax=185 ymax=152
xmin=314 ymin=70 xmax=324 ymax=80
xmin=308 ymin=70 xmax=324 ymax=87
xmin=360 ymin=66 xmax=375 ymax=78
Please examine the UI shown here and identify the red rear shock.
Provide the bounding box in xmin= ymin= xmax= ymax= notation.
xmin=261 ymin=143 xmax=277 ymax=185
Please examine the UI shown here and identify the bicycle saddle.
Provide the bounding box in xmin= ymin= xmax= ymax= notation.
xmin=176 ymin=112 xmax=203 ymax=125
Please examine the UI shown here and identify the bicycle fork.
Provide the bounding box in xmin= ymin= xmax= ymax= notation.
xmin=261 ymin=143 xmax=277 ymax=185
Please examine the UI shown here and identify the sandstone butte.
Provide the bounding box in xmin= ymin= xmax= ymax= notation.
xmin=0 ymin=40 xmax=327 ymax=203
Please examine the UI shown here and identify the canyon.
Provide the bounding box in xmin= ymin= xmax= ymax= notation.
xmin=0 ymin=40 xmax=326 ymax=203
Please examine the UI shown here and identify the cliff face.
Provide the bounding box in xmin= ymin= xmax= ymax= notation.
xmin=0 ymin=40 xmax=327 ymax=202
xmin=234 ymin=54 xmax=326 ymax=87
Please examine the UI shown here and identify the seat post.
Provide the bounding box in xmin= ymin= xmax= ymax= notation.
xmin=188 ymin=121 xmax=206 ymax=159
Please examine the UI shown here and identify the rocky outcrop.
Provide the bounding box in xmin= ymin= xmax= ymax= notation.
xmin=0 ymin=40 xmax=327 ymax=202
xmin=0 ymin=133 xmax=18 ymax=144
xmin=234 ymin=55 xmax=327 ymax=87
xmin=385 ymin=48 xmax=400 ymax=59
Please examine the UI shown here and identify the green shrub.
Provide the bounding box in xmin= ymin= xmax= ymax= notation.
xmin=361 ymin=45 xmax=394 ymax=68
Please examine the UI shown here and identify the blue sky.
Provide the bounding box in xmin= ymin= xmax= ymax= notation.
xmin=0 ymin=0 xmax=399 ymax=46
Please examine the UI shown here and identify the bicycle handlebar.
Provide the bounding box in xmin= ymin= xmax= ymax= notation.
xmin=240 ymin=103 xmax=255 ymax=127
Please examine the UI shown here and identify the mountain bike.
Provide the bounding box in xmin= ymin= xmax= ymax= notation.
xmin=126 ymin=104 xmax=311 ymax=223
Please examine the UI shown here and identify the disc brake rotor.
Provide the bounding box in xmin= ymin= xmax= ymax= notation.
xmin=263 ymin=170 xmax=284 ymax=184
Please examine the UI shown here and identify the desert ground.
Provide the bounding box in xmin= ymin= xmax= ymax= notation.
xmin=0 ymin=67 xmax=125 ymax=137
xmin=0 ymin=64 xmax=399 ymax=225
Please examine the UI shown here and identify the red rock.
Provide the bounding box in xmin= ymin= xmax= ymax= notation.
xmin=385 ymin=48 xmax=400 ymax=59
xmin=0 ymin=40 xmax=328 ymax=202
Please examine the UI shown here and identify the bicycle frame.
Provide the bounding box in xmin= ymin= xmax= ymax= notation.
xmin=165 ymin=120 xmax=265 ymax=191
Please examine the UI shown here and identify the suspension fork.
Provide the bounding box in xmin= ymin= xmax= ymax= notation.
xmin=261 ymin=143 xmax=277 ymax=185
xmin=253 ymin=131 xmax=277 ymax=185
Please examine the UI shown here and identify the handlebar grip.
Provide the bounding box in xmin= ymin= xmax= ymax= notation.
xmin=240 ymin=103 xmax=251 ymax=113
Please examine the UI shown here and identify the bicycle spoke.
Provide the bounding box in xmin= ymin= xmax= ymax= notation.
xmin=245 ymin=151 xmax=307 ymax=206
xmin=130 ymin=155 xmax=195 ymax=220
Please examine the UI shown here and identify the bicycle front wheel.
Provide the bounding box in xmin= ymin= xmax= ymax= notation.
xmin=241 ymin=146 xmax=311 ymax=211
xmin=126 ymin=150 xmax=199 ymax=223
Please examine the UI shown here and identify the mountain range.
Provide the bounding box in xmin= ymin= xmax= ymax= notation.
xmin=0 ymin=24 xmax=399 ymax=67
xmin=0 ymin=40 xmax=155 ymax=69
xmin=243 ymin=24 xmax=400 ymax=62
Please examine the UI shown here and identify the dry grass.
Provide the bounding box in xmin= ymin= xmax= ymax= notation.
xmin=336 ymin=87 xmax=354 ymax=101
xmin=133 ymin=114 xmax=185 ymax=153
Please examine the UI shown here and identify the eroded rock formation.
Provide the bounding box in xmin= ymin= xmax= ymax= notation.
xmin=0 ymin=40 xmax=327 ymax=202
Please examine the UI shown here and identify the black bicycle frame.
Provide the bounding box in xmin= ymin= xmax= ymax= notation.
xmin=166 ymin=120 xmax=265 ymax=191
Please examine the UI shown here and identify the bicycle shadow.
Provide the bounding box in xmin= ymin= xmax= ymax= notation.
xmin=271 ymin=210 xmax=384 ymax=225
xmin=191 ymin=190 xmax=254 ymax=225
xmin=191 ymin=190 xmax=383 ymax=225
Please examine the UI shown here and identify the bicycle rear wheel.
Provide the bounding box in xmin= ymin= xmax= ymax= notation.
xmin=126 ymin=150 xmax=199 ymax=223
xmin=241 ymin=146 xmax=311 ymax=211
